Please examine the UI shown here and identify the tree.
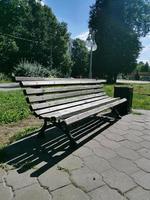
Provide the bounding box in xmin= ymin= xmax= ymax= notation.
xmin=71 ymin=39 xmax=89 ymax=78
xmin=0 ymin=0 xmax=72 ymax=76
xmin=89 ymin=0 xmax=150 ymax=83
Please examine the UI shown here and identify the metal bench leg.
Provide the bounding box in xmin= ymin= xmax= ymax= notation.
xmin=111 ymin=108 xmax=121 ymax=120
xmin=37 ymin=119 xmax=47 ymax=138
xmin=57 ymin=121 xmax=77 ymax=147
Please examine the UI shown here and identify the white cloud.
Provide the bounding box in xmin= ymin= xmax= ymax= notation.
xmin=74 ymin=31 xmax=89 ymax=41
xmin=35 ymin=0 xmax=45 ymax=6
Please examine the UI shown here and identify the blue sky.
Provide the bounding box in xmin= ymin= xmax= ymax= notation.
xmin=44 ymin=0 xmax=150 ymax=64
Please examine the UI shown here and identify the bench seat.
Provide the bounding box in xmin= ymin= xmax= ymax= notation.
xmin=16 ymin=77 xmax=127 ymax=146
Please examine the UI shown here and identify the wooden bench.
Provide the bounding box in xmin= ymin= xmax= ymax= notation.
xmin=16 ymin=77 xmax=127 ymax=146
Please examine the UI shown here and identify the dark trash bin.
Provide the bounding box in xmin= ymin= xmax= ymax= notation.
xmin=114 ymin=86 xmax=133 ymax=115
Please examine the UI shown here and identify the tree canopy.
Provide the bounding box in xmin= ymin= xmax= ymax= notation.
xmin=71 ymin=39 xmax=89 ymax=78
xmin=89 ymin=0 xmax=150 ymax=83
xmin=0 ymin=0 xmax=72 ymax=76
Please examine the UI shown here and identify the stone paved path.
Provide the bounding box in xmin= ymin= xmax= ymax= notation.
xmin=0 ymin=110 xmax=150 ymax=200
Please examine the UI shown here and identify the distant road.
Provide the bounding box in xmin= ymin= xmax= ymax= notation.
xmin=0 ymin=79 xmax=149 ymax=91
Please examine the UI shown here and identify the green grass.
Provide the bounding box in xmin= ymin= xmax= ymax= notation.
xmin=104 ymin=84 xmax=150 ymax=110
xmin=0 ymin=90 xmax=30 ymax=124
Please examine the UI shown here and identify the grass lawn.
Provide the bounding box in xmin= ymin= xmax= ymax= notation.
xmin=104 ymin=83 xmax=150 ymax=110
xmin=0 ymin=90 xmax=30 ymax=124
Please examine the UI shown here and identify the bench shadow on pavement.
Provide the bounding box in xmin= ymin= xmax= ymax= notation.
xmin=2 ymin=116 xmax=117 ymax=177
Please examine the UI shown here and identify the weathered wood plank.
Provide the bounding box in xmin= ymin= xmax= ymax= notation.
xmin=21 ymin=79 xmax=106 ymax=87
xmin=41 ymin=98 xmax=120 ymax=119
xmin=35 ymin=95 xmax=109 ymax=115
xmin=25 ymin=84 xmax=103 ymax=95
xmin=66 ymin=98 xmax=127 ymax=125
xmin=31 ymin=93 xmax=106 ymax=110
xmin=28 ymin=88 xmax=103 ymax=103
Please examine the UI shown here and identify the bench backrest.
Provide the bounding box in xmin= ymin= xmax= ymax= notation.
xmin=16 ymin=77 xmax=106 ymax=117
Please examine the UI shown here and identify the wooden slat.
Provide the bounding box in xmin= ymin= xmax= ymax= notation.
xmin=21 ymin=79 xmax=106 ymax=87
xmin=66 ymin=98 xmax=127 ymax=125
xmin=28 ymin=88 xmax=103 ymax=103
xmin=31 ymin=93 xmax=106 ymax=110
xmin=25 ymin=85 xmax=103 ymax=95
xmin=35 ymin=95 xmax=109 ymax=115
xmin=41 ymin=98 xmax=120 ymax=119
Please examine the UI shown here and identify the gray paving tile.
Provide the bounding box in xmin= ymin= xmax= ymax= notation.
xmin=135 ymin=158 xmax=150 ymax=172
xmin=138 ymin=148 xmax=150 ymax=159
xmin=6 ymin=170 xmax=38 ymax=190
xmin=71 ymin=167 xmax=105 ymax=192
xmin=51 ymin=185 xmax=90 ymax=200
xmin=109 ymin=157 xmax=139 ymax=175
xmin=0 ymin=169 xmax=5 ymax=183
xmin=114 ymin=146 xmax=140 ymax=160
xmin=126 ymin=186 xmax=150 ymax=200
xmin=73 ymin=146 xmax=93 ymax=158
xmin=14 ymin=183 xmax=51 ymax=200
xmin=38 ymin=166 xmax=70 ymax=191
xmin=57 ymin=155 xmax=84 ymax=171
xmin=92 ymin=146 xmax=117 ymax=160
xmin=132 ymin=171 xmax=150 ymax=190
xmin=102 ymin=168 xmax=136 ymax=193
xmin=118 ymin=140 xmax=142 ymax=150
xmin=83 ymin=155 xmax=111 ymax=174
xmin=89 ymin=185 xmax=125 ymax=200
xmin=0 ymin=183 xmax=13 ymax=200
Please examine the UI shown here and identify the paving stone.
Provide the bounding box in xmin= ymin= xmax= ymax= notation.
xmin=57 ymin=155 xmax=84 ymax=171
xmin=126 ymin=186 xmax=150 ymax=200
xmin=14 ymin=183 xmax=51 ymax=200
xmin=140 ymin=141 xmax=150 ymax=149
xmin=89 ymin=185 xmax=125 ymax=200
xmin=130 ymin=125 xmax=145 ymax=131
xmin=118 ymin=140 xmax=142 ymax=150
xmin=0 ymin=169 xmax=5 ymax=183
xmin=109 ymin=157 xmax=139 ymax=175
xmin=38 ymin=166 xmax=70 ymax=191
xmin=123 ymin=133 xmax=143 ymax=143
xmin=6 ymin=169 xmax=38 ymax=190
xmin=99 ymin=138 xmax=121 ymax=149
xmin=138 ymin=148 xmax=150 ymax=159
xmin=0 ymin=183 xmax=13 ymax=200
xmin=142 ymin=135 xmax=150 ymax=141
xmin=51 ymin=184 xmax=90 ymax=200
xmin=132 ymin=171 xmax=150 ymax=190
xmin=83 ymin=155 xmax=111 ymax=174
xmin=71 ymin=167 xmax=105 ymax=192
xmin=115 ymin=147 xmax=140 ymax=160
xmin=134 ymin=158 xmax=150 ymax=172
xmin=73 ymin=146 xmax=93 ymax=158
xmin=93 ymin=146 xmax=117 ymax=160
xmin=104 ymin=132 xmax=125 ymax=142
xmin=102 ymin=168 xmax=136 ymax=193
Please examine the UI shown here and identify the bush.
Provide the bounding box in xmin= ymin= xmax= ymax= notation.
xmin=14 ymin=61 xmax=50 ymax=77
xmin=0 ymin=73 xmax=11 ymax=83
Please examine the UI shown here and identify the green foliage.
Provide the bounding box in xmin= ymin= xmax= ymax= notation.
xmin=0 ymin=91 xmax=30 ymax=124
xmin=89 ymin=0 xmax=150 ymax=83
xmin=0 ymin=0 xmax=72 ymax=76
xmin=14 ymin=61 xmax=50 ymax=77
xmin=137 ymin=61 xmax=150 ymax=72
xmin=104 ymin=84 xmax=150 ymax=110
xmin=0 ymin=73 xmax=11 ymax=83
xmin=71 ymin=39 xmax=89 ymax=78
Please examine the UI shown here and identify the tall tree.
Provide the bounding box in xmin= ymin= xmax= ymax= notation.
xmin=71 ymin=39 xmax=89 ymax=78
xmin=89 ymin=0 xmax=150 ymax=83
